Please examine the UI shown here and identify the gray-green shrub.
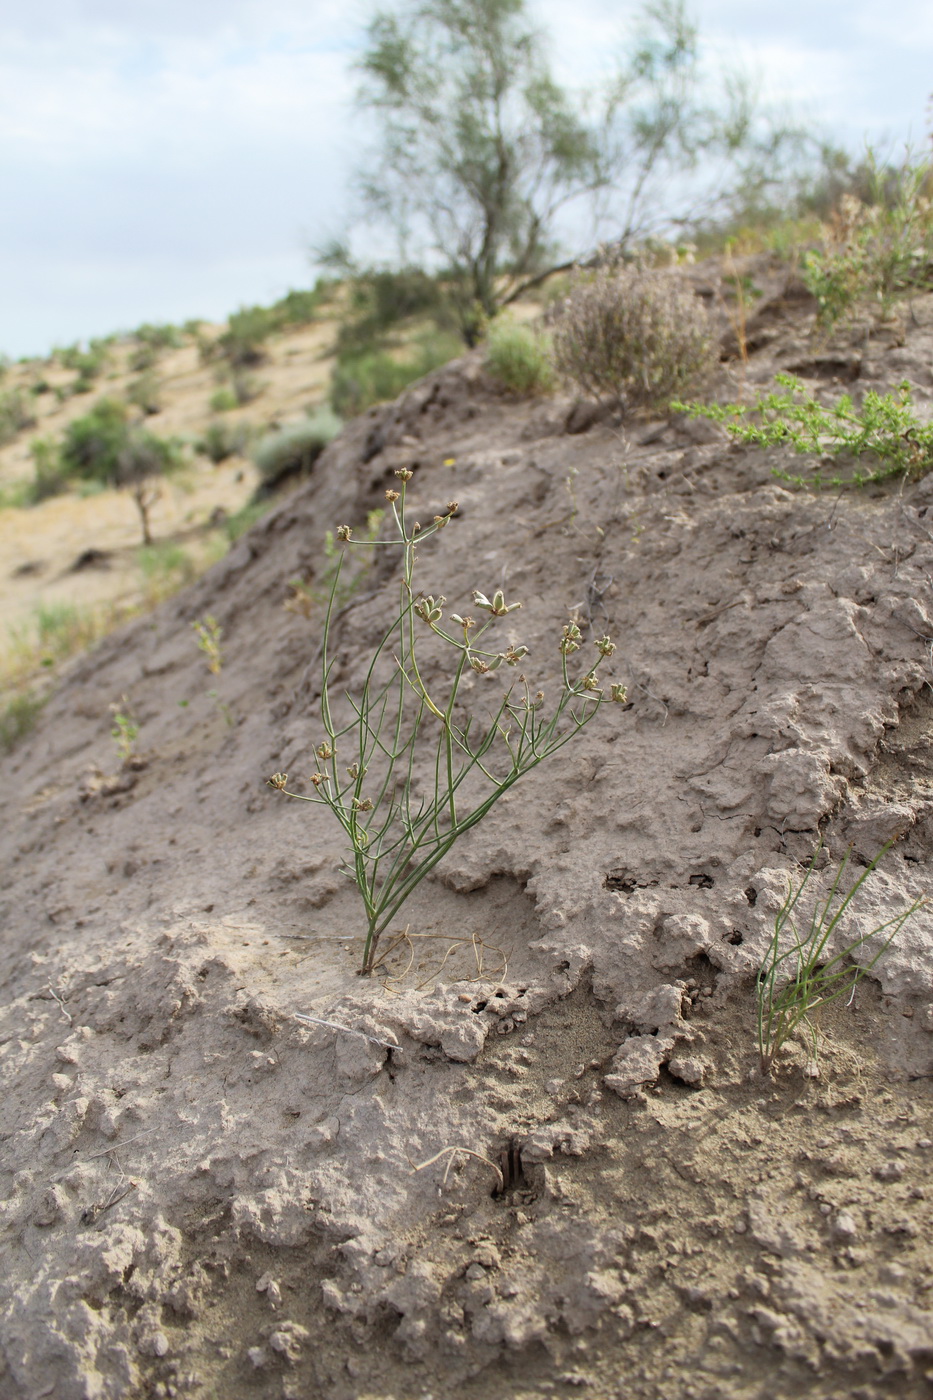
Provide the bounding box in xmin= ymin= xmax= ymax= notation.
xmin=253 ymin=408 xmax=342 ymax=491
xmin=551 ymin=264 xmax=717 ymax=411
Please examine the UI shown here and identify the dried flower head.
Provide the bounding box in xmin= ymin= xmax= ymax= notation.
xmin=352 ymin=796 xmax=374 ymax=812
xmin=346 ymin=762 xmax=367 ymax=781
xmin=595 ymin=635 xmax=616 ymax=657
xmin=336 ymin=524 xmax=352 ymax=542
xmin=472 ymin=588 xmax=522 ymax=616
xmin=316 ymin=742 xmax=334 ymax=760
xmin=310 ymin=771 xmax=329 ymax=788
xmin=446 ymin=501 xmax=459 ymax=515
xmin=610 ymin=683 xmax=628 ymax=703
xmin=394 ymin=468 xmax=413 ymax=482
xmin=385 ymin=489 xmax=400 ymax=502
xmin=266 ymin=772 xmax=288 ymax=790
xmin=581 ymin=672 xmax=601 ymax=692
xmin=415 ymin=595 xmax=445 ymax=623
xmin=560 ymin=621 xmax=583 ymax=655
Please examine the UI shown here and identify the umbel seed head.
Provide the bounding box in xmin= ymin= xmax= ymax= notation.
xmin=266 ymin=772 xmax=288 ymax=790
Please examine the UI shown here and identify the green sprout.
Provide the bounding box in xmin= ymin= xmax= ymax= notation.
xmin=757 ymin=842 xmax=924 ymax=1077
xmin=109 ymin=695 xmax=139 ymax=765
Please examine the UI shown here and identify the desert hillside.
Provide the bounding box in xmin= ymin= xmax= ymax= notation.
xmin=4 ymin=255 xmax=933 ymax=1400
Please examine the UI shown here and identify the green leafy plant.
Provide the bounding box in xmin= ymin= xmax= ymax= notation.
xmin=109 ymin=694 xmax=139 ymax=765
xmin=192 ymin=615 xmax=234 ymax=726
xmin=484 ymin=318 xmax=555 ymax=395
xmin=757 ymin=843 xmax=924 ymax=1077
xmin=552 ymin=263 xmax=717 ymax=411
xmin=803 ymin=153 xmax=933 ymax=331
xmin=267 ymin=469 xmax=626 ymax=975
xmin=674 ymin=374 xmax=933 ymax=487
xmin=209 ymin=387 xmax=238 ymax=413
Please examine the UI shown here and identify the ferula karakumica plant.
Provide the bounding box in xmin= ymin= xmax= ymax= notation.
xmin=268 ymin=470 xmax=626 ymax=976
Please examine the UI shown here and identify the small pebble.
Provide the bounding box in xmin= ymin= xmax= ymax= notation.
xmin=917 ymin=1139 xmax=932 ymax=1150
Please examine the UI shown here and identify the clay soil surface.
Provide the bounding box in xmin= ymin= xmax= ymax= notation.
xmin=5 ymin=258 xmax=933 ymax=1400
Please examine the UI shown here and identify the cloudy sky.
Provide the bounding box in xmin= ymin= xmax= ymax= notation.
xmin=2 ymin=0 xmax=930 ymax=358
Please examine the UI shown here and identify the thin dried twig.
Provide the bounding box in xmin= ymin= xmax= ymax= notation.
xmin=294 ymin=1013 xmax=399 ymax=1051
xmin=410 ymin=1145 xmax=504 ymax=1193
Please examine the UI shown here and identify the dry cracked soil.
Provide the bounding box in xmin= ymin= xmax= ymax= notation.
xmin=5 ymin=255 xmax=933 ymax=1399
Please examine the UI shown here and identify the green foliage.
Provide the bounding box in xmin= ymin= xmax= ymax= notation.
xmin=0 ymin=691 xmax=45 ymax=753
xmin=212 ymin=305 xmax=279 ymax=366
xmin=352 ymin=0 xmax=807 ymax=340
xmin=28 ymin=438 xmax=69 ymax=503
xmin=252 ymin=408 xmax=342 ymax=491
xmin=269 ymin=286 xmax=324 ymax=327
xmin=674 ymin=374 xmax=933 ymax=487
xmin=196 ymin=420 xmax=252 ymax=463
xmin=757 ymin=844 xmax=923 ymax=1076
xmin=56 ymin=338 xmax=111 ymax=389
xmin=58 ymin=397 xmax=184 ymax=543
xmin=126 ymin=371 xmax=162 ymax=415
xmin=331 ymin=332 xmax=461 ymax=417
xmin=803 ymin=153 xmax=933 ymax=330
xmin=552 ymin=263 xmax=717 ymax=410
xmin=356 ymin=0 xmax=599 ymax=339
xmin=484 ymin=317 xmax=554 ymax=394
xmin=336 ymin=267 xmax=448 ymax=356
xmin=0 ymin=388 xmax=37 ymax=446
xmin=209 ymin=387 xmax=238 ymax=413
xmin=267 ymin=473 xmax=626 ymax=975
xmin=133 ymin=322 xmax=182 ymax=351
xmin=109 ymin=695 xmax=139 ymax=765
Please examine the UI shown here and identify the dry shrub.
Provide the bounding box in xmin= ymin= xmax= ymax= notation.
xmin=551 ymin=264 xmax=717 ymax=411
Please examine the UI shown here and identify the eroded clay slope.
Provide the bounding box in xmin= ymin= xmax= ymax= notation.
xmin=4 ymin=262 xmax=933 ymax=1400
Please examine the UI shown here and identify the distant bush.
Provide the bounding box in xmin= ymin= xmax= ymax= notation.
xmin=252 ymin=408 xmax=342 ymax=492
xmin=270 ymin=287 xmax=323 ymax=327
xmin=127 ymin=372 xmax=162 ymax=415
xmin=211 ymin=305 xmax=278 ymax=367
xmin=331 ymin=332 xmax=461 ymax=417
xmin=197 ymin=420 xmax=252 ymax=463
xmin=28 ymin=438 xmax=69 ymax=503
xmin=58 ymin=397 xmax=184 ymax=542
xmin=485 ymin=317 xmax=554 ymax=395
xmin=0 ymin=691 xmax=45 ymax=753
xmin=0 ymin=389 xmax=37 ymax=446
xmin=56 ymin=338 xmax=111 ymax=389
xmin=337 ymin=267 xmax=448 ymax=356
xmin=552 ymin=264 xmax=717 ymax=412
xmin=209 ymin=386 xmax=238 ymax=413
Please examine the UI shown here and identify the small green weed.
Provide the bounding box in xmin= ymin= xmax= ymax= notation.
xmin=139 ymin=543 xmax=196 ymax=605
xmin=674 ymin=374 xmax=933 ymax=487
xmin=267 ymin=471 xmax=626 ymax=976
xmin=757 ymin=843 xmax=924 ymax=1076
xmin=192 ymin=615 xmax=234 ymax=725
xmin=484 ymin=318 xmax=555 ymax=395
xmin=109 ymin=695 xmax=139 ymax=765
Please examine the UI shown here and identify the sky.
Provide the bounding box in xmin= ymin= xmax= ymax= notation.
xmin=1 ymin=0 xmax=931 ymax=359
